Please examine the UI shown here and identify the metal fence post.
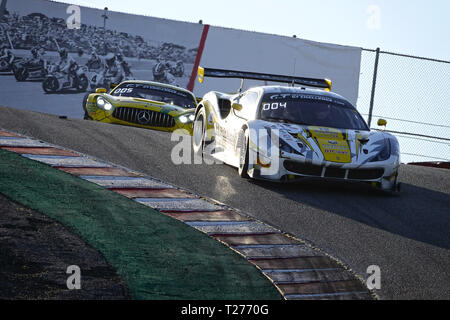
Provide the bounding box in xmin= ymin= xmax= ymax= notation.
xmin=368 ymin=47 xmax=380 ymax=127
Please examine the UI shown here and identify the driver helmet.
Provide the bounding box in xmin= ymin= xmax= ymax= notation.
xmin=315 ymin=104 xmax=332 ymax=120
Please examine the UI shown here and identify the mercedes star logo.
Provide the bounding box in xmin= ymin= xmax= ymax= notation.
xmin=137 ymin=110 xmax=151 ymax=124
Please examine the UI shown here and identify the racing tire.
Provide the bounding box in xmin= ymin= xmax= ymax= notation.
xmin=42 ymin=77 xmax=59 ymax=93
xmin=238 ymin=129 xmax=250 ymax=178
xmin=14 ymin=67 xmax=28 ymax=81
xmin=192 ymin=107 xmax=207 ymax=158
xmin=82 ymin=93 xmax=92 ymax=120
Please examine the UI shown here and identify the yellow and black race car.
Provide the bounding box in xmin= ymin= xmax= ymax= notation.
xmin=83 ymin=80 xmax=197 ymax=134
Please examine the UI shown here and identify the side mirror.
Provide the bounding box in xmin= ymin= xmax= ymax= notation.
xmin=197 ymin=66 xmax=204 ymax=83
xmin=110 ymin=83 xmax=118 ymax=89
xmin=377 ymin=119 xmax=387 ymax=126
xmin=232 ymin=103 xmax=243 ymax=111
xmin=95 ymin=88 xmax=107 ymax=93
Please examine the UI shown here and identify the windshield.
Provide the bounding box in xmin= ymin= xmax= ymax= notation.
xmin=259 ymin=93 xmax=369 ymax=131
xmin=111 ymin=83 xmax=196 ymax=109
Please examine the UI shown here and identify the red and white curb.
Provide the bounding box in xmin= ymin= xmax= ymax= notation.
xmin=0 ymin=129 xmax=376 ymax=300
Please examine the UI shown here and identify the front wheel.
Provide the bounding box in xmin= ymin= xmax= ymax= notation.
xmin=0 ymin=59 xmax=8 ymax=71
xmin=238 ymin=129 xmax=250 ymax=178
xmin=192 ymin=108 xmax=207 ymax=158
xmin=14 ymin=67 xmax=28 ymax=81
xmin=82 ymin=93 xmax=91 ymax=120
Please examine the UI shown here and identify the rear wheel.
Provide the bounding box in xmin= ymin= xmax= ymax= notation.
xmin=42 ymin=77 xmax=59 ymax=93
xmin=76 ymin=75 xmax=89 ymax=92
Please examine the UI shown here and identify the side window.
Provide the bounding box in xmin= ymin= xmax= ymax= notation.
xmin=234 ymin=91 xmax=259 ymax=120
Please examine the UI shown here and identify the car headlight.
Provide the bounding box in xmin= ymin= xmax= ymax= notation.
xmin=96 ymin=96 xmax=113 ymax=111
xmin=370 ymin=140 xmax=391 ymax=162
xmin=179 ymin=114 xmax=195 ymax=124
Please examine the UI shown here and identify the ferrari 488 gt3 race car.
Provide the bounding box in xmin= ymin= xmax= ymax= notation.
xmin=83 ymin=80 xmax=197 ymax=133
xmin=193 ymin=67 xmax=401 ymax=192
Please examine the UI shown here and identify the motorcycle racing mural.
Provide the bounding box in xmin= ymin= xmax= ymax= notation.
xmin=0 ymin=0 xmax=362 ymax=121
xmin=0 ymin=0 xmax=200 ymax=105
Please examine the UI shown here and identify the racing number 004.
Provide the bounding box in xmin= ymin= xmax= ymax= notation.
xmin=262 ymin=102 xmax=287 ymax=111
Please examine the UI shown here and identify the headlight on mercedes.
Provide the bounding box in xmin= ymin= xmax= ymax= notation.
xmin=179 ymin=114 xmax=195 ymax=123
xmin=96 ymin=96 xmax=113 ymax=111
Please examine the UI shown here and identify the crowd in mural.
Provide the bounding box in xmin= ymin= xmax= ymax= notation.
xmin=0 ymin=11 xmax=197 ymax=62
xmin=0 ymin=11 xmax=197 ymax=93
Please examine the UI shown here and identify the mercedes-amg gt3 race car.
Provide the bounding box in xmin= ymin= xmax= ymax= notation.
xmin=83 ymin=80 xmax=197 ymax=133
xmin=193 ymin=67 xmax=401 ymax=192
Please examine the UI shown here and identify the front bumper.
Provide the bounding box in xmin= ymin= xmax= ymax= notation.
xmin=248 ymin=155 xmax=400 ymax=191
xmin=87 ymin=105 xmax=193 ymax=134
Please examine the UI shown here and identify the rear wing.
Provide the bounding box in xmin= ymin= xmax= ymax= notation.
xmin=197 ymin=66 xmax=332 ymax=91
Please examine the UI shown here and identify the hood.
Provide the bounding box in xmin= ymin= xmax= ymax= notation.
xmin=304 ymin=126 xmax=353 ymax=163
xmin=251 ymin=120 xmax=388 ymax=165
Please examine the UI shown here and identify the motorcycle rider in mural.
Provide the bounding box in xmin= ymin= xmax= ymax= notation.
xmin=152 ymin=57 xmax=166 ymax=82
xmin=86 ymin=50 xmax=104 ymax=89
xmin=12 ymin=46 xmax=48 ymax=81
xmin=171 ymin=60 xmax=184 ymax=77
xmin=36 ymin=47 xmax=48 ymax=70
xmin=86 ymin=51 xmax=103 ymax=71
xmin=103 ymin=53 xmax=124 ymax=87
xmin=0 ymin=45 xmax=15 ymax=70
xmin=31 ymin=47 xmax=47 ymax=70
xmin=116 ymin=52 xmax=133 ymax=80
xmin=57 ymin=48 xmax=77 ymax=87
xmin=152 ymin=57 xmax=177 ymax=85
xmin=0 ymin=46 xmax=12 ymax=62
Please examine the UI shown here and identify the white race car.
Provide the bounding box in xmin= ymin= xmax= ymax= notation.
xmin=193 ymin=67 xmax=401 ymax=192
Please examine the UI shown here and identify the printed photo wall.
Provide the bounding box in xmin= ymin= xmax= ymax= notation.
xmin=0 ymin=0 xmax=362 ymax=119
xmin=0 ymin=0 xmax=204 ymax=118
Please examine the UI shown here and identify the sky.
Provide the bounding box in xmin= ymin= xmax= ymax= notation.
xmin=53 ymin=0 xmax=450 ymax=61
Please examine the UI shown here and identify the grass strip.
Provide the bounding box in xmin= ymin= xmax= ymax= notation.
xmin=0 ymin=149 xmax=281 ymax=300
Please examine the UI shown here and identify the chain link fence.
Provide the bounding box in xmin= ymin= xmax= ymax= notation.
xmin=357 ymin=49 xmax=450 ymax=164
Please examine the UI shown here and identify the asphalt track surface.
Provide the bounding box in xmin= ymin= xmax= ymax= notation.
xmin=1 ymin=105 xmax=449 ymax=300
